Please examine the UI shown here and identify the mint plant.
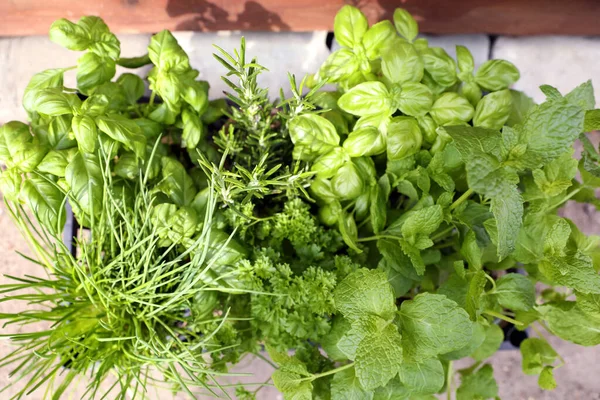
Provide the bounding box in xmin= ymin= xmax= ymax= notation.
xmin=1 ymin=6 xmax=600 ymax=400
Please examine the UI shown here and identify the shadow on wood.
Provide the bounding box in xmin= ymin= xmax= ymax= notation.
xmin=166 ymin=0 xmax=290 ymax=31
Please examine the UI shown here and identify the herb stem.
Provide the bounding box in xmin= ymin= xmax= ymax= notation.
xmin=484 ymin=273 xmax=497 ymax=293
xmin=298 ymin=362 xmax=354 ymax=382
xmin=447 ymin=360 xmax=453 ymax=400
xmin=548 ymin=187 xmax=583 ymax=210
xmin=431 ymin=226 xmax=456 ymax=242
xmin=450 ymin=189 xmax=474 ymax=211
xmin=254 ymin=352 xmax=277 ymax=369
xmin=357 ymin=234 xmax=402 ymax=243
xmin=483 ymin=309 xmax=524 ymax=326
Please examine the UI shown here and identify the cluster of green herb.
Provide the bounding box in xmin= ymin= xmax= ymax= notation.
xmin=270 ymin=5 xmax=600 ymax=399
xmin=1 ymin=5 xmax=600 ymax=400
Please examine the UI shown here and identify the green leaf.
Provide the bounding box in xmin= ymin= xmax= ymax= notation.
xmin=460 ymin=81 xmax=483 ymax=107
xmin=471 ymin=323 xmax=504 ymax=361
xmin=386 ymin=117 xmax=422 ymax=160
xmin=338 ymin=211 xmax=362 ymax=253
xmin=539 ymin=302 xmax=600 ymax=346
xmin=398 ymin=358 xmax=444 ymax=394
xmin=77 ymin=52 xmax=116 ymax=94
xmin=181 ymin=108 xmax=204 ymax=149
xmin=539 ymin=252 xmax=600 ymax=294
xmin=495 ymin=273 xmax=535 ymax=311
xmin=319 ymin=49 xmax=361 ymax=82
xmin=517 ymin=97 xmax=584 ymax=168
xmin=334 ymin=5 xmax=368 ymax=48
xmin=49 ymin=18 xmax=91 ymax=51
xmin=20 ymin=176 xmax=66 ymax=232
xmin=539 ymin=366 xmax=557 ymax=390
xmin=322 ymin=317 xmax=352 ymax=361
xmin=370 ymin=175 xmax=390 ymax=234
xmin=34 ymin=89 xmax=78 ymax=116
xmin=65 ymin=152 xmax=103 ymax=221
xmin=96 ymin=114 xmax=146 ymax=158
xmin=400 ymin=205 xmax=443 ymax=241
xmin=331 ymin=367 xmax=373 ymax=400
xmin=71 ymin=115 xmax=98 ymax=153
xmin=338 ymin=82 xmax=393 ymax=117
xmin=584 ymin=109 xmax=600 ymax=132
xmin=520 ymin=338 xmax=558 ymax=375
xmin=393 ymin=9 xmax=418 ymax=41
xmin=156 ymin=157 xmax=197 ymax=206
xmin=381 ymin=41 xmax=424 ymax=85
xmin=491 ymin=185 xmax=523 ymax=260
xmin=269 ymin=348 xmax=313 ymax=400
xmin=337 ymin=316 xmax=380 ymax=360
xmin=334 ymin=269 xmax=396 ymax=322
xmin=456 ymin=45 xmax=474 ymax=74
xmin=475 ymin=60 xmax=520 ymax=91
xmin=117 ymin=73 xmax=145 ymax=105
xmin=37 ymin=148 xmax=77 ymax=177
xmin=420 ymin=48 xmax=457 ymax=89
xmin=564 ymin=80 xmax=595 ymax=110
xmin=429 ymin=93 xmax=474 ymax=125
xmin=289 ymin=114 xmax=340 ymax=161
xmin=461 ymin=230 xmax=483 ymax=270
xmin=362 ymin=21 xmax=397 ymax=60
xmin=312 ymin=147 xmax=348 ymax=178
xmin=397 ymin=83 xmax=433 ymax=117
xmin=473 ymin=89 xmax=512 ymax=130
xmin=22 ymin=69 xmax=65 ymax=113
xmin=331 ymin=161 xmax=364 ymax=200
xmin=466 ymin=270 xmax=487 ymax=320
xmin=78 ymin=16 xmax=120 ymax=59
xmin=373 ymin=379 xmax=411 ymax=400
xmin=355 ymin=323 xmax=403 ymax=390
xmin=148 ymin=30 xmax=190 ymax=72
xmin=456 ymin=364 xmax=498 ymax=400
xmin=0 ymin=169 xmax=21 ymax=201
xmin=506 ymin=89 xmax=535 ymax=126
xmin=343 ymin=127 xmax=386 ymax=157
xmin=399 ymin=293 xmax=473 ymax=359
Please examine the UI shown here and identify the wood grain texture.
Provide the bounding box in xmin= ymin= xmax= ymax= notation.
xmin=2 ymin=0 xmax=600 ymax=36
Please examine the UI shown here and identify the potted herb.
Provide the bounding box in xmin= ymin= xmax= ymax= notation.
xmin=1 ymin=5 xmax=600 ymax=399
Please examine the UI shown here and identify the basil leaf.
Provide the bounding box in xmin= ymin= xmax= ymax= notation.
xmin=362 ymin=20 xmax=396 ymax=60
xmin=396 ymin=82 xmax=433 ymax=117
xmin=77 ymin=52 xmax=116 ymax=94
xmin=22 ymin=69 xmax=65 ymax=113
xmin=96 ymin=114 xmax=146 ymax=158
xmin=381 ymin=40 xmax=423 ymax=84
xmin=429 ymin=93 xmax=474 ymax=125
xmin=49 ymin=18 xmax=91 ymax=51
xmin=319 ymin=49 xmax=361 ymax=82
xmin=393 ymin=8 xmax=418 ymax=42
xmin=343 ymin=126 xmax=386 ymax=157
xmin=475 ymin=59 xmax=520 ymax=91
xmin=386 ymin=117 xmax=422 ymax=160
xmin=338 ymin=82 xmax=393 ymax=117
xmin=117 ymin=73 xmax=145 ymax=105
xmin=332 ymin=161 xmax=364 ymax=200
xmin=71 ymin=115 xmax=98 ymax=153
xmin=334 ymin=5 xmax=369 ymax=48
xmin=65 ymin=152 xmax=103 ymax=222
xmin=289 ymin=114 xmax=340 ymax=161
xmin=473 ymin=89 xmax=512 ymax=130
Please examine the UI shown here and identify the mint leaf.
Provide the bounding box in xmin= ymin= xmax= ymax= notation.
xmin=398 ymin=358 xmax=444 ymax=394
xmin=465 ymin=270 xmax=487 ymax=320
xmin=520 ymin=338 xmax=558 ymax=375
xmin=565 ymin=80 xmax=595 ymax=110
xmin=331 ymin=367 xmax=373 ymax=400
xmin=539 ymin=366 xmax=557 ymax=390
xmin=337 ymin=316 xmax=382 ymax=360
xmin=400 ymin=205 xmax=443 ymax=241
xmin=539 ymin=252 xmax=600 ymax=294
xmin=456 ymin=364 xmax=499 ymax=400
xmin=495 ymin=273 xmax=535 ymax=311
xmin=334 ymin=269 xmax=396 ymax=322
xmin=491 ymin=185 xmax=523 ymax=260
xmin=373 ymin=378 xmax=411 ymax=400
xmin=539 ymin=302 xmax=600 ymax=346
xmin=355 ymin=323 xmax=403 ymax=390
xmin=399 ymin=293 xmax=473 ymax=359
xmin=518 ymin=97 xmax=585 ymax=168
xmin=471 ymin=323 xmax=504 ymax=361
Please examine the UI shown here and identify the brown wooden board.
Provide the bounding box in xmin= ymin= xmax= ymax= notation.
xmin=2 ymin=0 xmax=600 ymax=36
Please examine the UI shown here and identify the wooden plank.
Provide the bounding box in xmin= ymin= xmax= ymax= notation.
xmin=2 ymin=0 xmax=600 ymax=36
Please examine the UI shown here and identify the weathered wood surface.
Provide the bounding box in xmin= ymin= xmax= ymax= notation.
xmin=2 ymin=0 xmax=600 ymax=36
